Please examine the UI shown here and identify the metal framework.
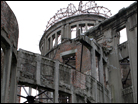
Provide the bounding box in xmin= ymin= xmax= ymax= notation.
xmin=45 ymin=1 xmax=112 ymax=31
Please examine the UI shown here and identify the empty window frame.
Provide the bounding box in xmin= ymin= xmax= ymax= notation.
xmin=87 ymin=23 xmax=93 ymax=30
xmin=41 ymin=43 xmax=44 ymax=54
xmin=71 ymin=25 xmax=77 ymax=39
xmin=59 ymin=92 xmax=71 ymax=103
xmin=52 ymin=34 xmax=55 ymax=47
xmin=103 ymin=60 xmax=108 ymax=88
xmin=95 ymin=51 xmax=100 ymax=82
xmin=57 ymin=31 xmax=61 ymax=44
xmin=62 ymin=53 xmax=76 ymax=69
xmin=1 ymin=47 xmax=4 ymax=82
xmin=120 ymin=57 xmax=132 ymax=89
xmin=119 ymin=27 xmax=127 ymax=44
xmin=48 ymin=38 xmax=50 ymax=50
xmin=79 ymin=24 xmax=85 ymax=33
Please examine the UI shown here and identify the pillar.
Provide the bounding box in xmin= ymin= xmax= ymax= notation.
xmin=45 ymin=37 xmax=48 ymax=54
xmin=91 ymin=41 xmax=97 ymax=103
xmin=126 ymin=13 xmax=137 ymax=103
xmin=61 ymin=25 xmax=65 ymax=41
xmin=9 ymin=60 xmax=17 ymax=103
xmin=28 ymin=87 xmax=32 ymax=95
xmin=85 ymin=23 xmax=88 ymax=32
xmin=1 ymin=46 xmax=12 ymax=103
xmin=66 ymin=23 xmax=71 ymax=39
xmin=44 ymin=37 xmax=46 ymax=56
xmin=55 ymin=32 xmax=58 ymax=46
xmin=76 ymin=24 xmax=80 ymax=37
xmin=50 ymin=36 xmax=53 ymax=49
xmin=36 ymin=55 xmax=41 ymax=85
xmin=99 ymin=47 xmax=105 ymax=103
xmin=108 ymin=30 xmax=123 ymax=103
xmin=53 ymin=60 xmax=59 ymax=103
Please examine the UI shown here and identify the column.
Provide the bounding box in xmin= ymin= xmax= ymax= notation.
xmin=99 ymin=47 xmax=105 ymax=103
xmin=85 ymin=23 xmax=88 ymax=32
xmin=108 ymin=30 xmax=123 ymax=103
xmin=126 ymin=14 xmax=137 ymax=103
xmin=61 ymin=25 xmax=65 ymax=41
xmin=66 ymin=23 xmax=71 ymax=39
xmin=53 ymin=60 xmax=59 ymax=103
xmin=9 ymin=61 xmax=17 ymax=103
xmin=44 ymin=37 xmax=46 ymax=56
xmin=50 ymin=36 xmax=53 ymax=49
xmin=76 ymin=24 xmax=80 ymax=37
xmin=55 ymin=32 xmax=58 ymax=46
xmin=36 ymin=55 xmax=41 ymax=85
xmin=28 ymin=87 xmax=32 ymax=95
xmin=91 ymin=41 xmax=97 ymax=103
xmin=1 ymin=46 xmax=12 ymax=103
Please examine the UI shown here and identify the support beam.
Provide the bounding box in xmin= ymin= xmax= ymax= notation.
xmin=91 ymin=41 xmax=97 ymax=103
xmin=50 ymin=36 xmax=53 ymax=49
xmin=126 ymin=14 xmax=137 ymax=103
xmin=1 ymin=46 xmax=12 ymax=103
xmin=99 ymin=47 xmax=105 ymax=103
xmin=36 ymin=55 xmax=41 ymax=85
xmin=9 ymin=61 xmax=17 ymax=103
xmin=55 ymin=32 xmax=58 ymax=46
xmin=53 ymin=60 xmax=59 ymax=103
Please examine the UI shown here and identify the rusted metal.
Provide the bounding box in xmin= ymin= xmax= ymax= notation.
xmin=45 ymin=1 xmax=112 ymax=31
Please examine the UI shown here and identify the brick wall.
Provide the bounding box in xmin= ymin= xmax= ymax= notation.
xmin=53 ymin=40 xmax=91 ymax=73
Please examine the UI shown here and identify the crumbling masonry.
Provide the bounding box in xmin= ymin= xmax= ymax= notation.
xmin=1 ymin=1 xmax=137 ymax=103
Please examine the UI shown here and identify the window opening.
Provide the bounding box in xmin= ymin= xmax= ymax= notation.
xmin=71 ymin=25 xmax=77 ymax=39
xmin=59 ymin=92 xmax=70 ymax=103
xmin=119 ymin=28 xmax=127 ymax=44
xmin=18 ymin=86 xmax=53 ymax=103
xmin=95 ymin=51 xmax=100 ymax=82
xmin=57 ymin=31 xmax=61 ymax=44
xmin=52 ymin=34 xmax=55 ymax=47
xmin=87 ymin=23 xmax=93 ymax=30
xmin=48 ymin=38 xmax=50 ymax=50
xmin=103 ymin=60 xmax=107 ymax=88
xmin=62 ymin=53 xmax=76 ymax=69
xmin=79 ymin=24 xmax=85 ymax=33
xmin=120 ymin=57 xmax=132 ymax=89
xmin=41 ymin=43 xmax=44 ymax=54
xmin=1 ymin=48 xmax=4 ymax=81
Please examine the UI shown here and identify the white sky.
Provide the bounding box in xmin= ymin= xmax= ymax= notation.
xmin=6 ymin=1 xmax=136 ymax=54
xmin=5 ymin=1 xmax=136 ymax=103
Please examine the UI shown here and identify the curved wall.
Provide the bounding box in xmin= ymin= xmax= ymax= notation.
xmin=1 ymin=1 xmax=19 ymax=103
xmin=39 ymin=14 xmax=106 ymax=56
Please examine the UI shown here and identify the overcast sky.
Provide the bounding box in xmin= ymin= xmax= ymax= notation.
xmin=6 ymin=1 xmax=136 ymax=54
xmin=5 ymin=1 xmax=136 ymax=102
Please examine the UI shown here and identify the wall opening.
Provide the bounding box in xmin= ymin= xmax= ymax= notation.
xmin=59 ymin=92 xmax=71 ymax=103
xmin=1 ymin=47 xmax=4 ymax=82
xmin=120 ymin=57 xmax=132 ymax=89
xmin=119 ymin=28 xmax=127 ymax=44
xmin=52 ymin=34 xmax=55 ymax=47
xmin=18 ymin=86 xmax=54 ymax=103
xmin=62 ymin=53 xmax=76 ymax=69
xmin=48 ymin=38 xmax=50 ymax=50
xmin=87 ymin=23 xmax=93 ymax=30
xmin=57 ymin=31 xmax=61 ymax=44
xmin=41 ymin=43 xmax=44 ymax=54
xmin=79 ymin=24 xmax=85 ymax=33
xmin=95 ymin=51 xmax=100 ymax=82
xmin=71 ymin=25 xmax=77 ymax=39
xmin=103 ymin=59 xmax=108 ymax=88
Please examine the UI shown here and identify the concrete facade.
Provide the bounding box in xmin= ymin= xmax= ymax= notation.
xmin=1 ymin=1 xmax=137 ymax=103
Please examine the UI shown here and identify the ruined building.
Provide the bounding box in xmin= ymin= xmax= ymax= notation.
xmin=1 ymin=1 xmax=137 ymax=103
